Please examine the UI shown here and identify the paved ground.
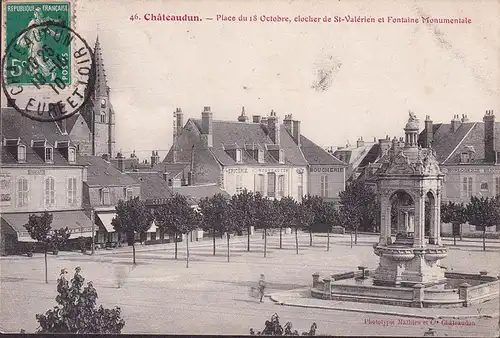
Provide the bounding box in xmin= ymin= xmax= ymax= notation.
xmin=1 ymin=232 xmax=499 ymax=336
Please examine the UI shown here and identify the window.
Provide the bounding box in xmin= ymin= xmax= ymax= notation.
xmin=254 ymin=174 xmax=265 ymax=194
xmin=68 ymin=147 xmax=76 ymax=162
xmin=257 ymin=149 xmax=264 ymax=163
xmin=460 ymin=152 xmax=470 ymax=163
xmin=124 ymin=187 xmax=133 ymax=200
xmin=100 ymin=188 xmax=110 ymax=205
xmin=495 ymin=177 xmax=500 ymax=196
xmin=298 ymin=172 xmax=304 ymax=202
xmin=236 ymin=175 xmax=243 ymax=194
xmin=267 ymin=172 xmax=276 ymax=197
xmin=45 ymin=147 xmax=53 ymax=162
xmin=277 ymin=175 xmax=285 ymax=197
xmin=100 ymin=112 xmax=106 ymax=123
xmin=279 ymin=149 xmax=285 ymax=164
xmin=16 ymin=177 xmax=29 ymax=207
xmin=44 ymin=177 xmax=55 ymax=207
xmin=67 ymin=177 xmax=77 ymax=206
xmin=462 ymin=177 xmax=473 ymax=198
xmin=17 ymin=145 xmax=26 ymax=162
xmin=320 ymin=175 xmax=329 ymax=197
xmin=235 ymin=149 xmax=242 ymax=163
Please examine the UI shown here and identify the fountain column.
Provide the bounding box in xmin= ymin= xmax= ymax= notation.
xmin=414 ymin=191 xmax=426 ymax=248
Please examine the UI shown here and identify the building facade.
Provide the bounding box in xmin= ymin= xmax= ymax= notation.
xmin=0 ymin=108 xmax=93 ymax=255
xmin=160 ymin=107 xmax=343 ymax=202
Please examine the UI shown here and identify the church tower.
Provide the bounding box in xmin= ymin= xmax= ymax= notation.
xmin=92 ymin=37 xmax=116 ymax=157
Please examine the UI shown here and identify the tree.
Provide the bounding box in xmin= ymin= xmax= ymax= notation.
xmin=338 ymin=180 xmax=377 ymax=244
xmin=24 ymin=212 xmax=71 ymax=283
xmin=279 ymin=197 xmax=299 ymax=253
xmin=36 ymin=267 xmax=125 ymax=333
xmin=230 ymin=189 xmax=256 ymax=252
xmin=273 ymin=198 xmax=286 ymax=249
xmin=223 ymin=201 xmax=242 ymax=262
xmin=319 ymin=202 xmax=338 ymax=251
xmin=250 ymin=313 xmax=317 ymax=336
xmin=466 ymin=196 xmax=500 ymax=251
xmin=301 ymin=195 xmax=324 ymax=247
xmin=295 ymin=202 xmax=315 ymax=254
xmin=254 ymin=194 xmax=278 ymax=258
xmin=112 ymin=197 xmax=153 ymax=265
xmin=198 ymin=194 xmax=227 ymax=256
xmin=441 ymin=201 xmax=468 ymax=245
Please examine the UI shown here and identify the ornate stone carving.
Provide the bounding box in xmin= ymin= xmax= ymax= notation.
xmin=386 ymin=152 xmax=416 ymax=175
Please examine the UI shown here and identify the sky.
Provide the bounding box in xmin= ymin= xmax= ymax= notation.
xmin=3 ymin=0 xmax=500 ymax=161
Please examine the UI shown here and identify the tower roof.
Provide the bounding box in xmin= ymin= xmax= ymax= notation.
xmin=94 ymin=36 xmax=109 ymax=97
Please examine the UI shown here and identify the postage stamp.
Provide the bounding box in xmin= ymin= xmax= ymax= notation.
xmin=1 ymin=0 xmax=95 ymax=122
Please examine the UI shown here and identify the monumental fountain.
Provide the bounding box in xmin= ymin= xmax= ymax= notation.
xmin=311 ymin=112 xmax=499 ymax=308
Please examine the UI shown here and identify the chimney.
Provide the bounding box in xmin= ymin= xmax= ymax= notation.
xmin=267 ymin=110 xmax=280 ymax=145
xmin=379 ymin=136 xmax=391 ymax=157
xmin=252 ymin=115 xmax=261 ymax=123
xmin=238 ymin=106 xmax=248 ymax=122
xmin=201 ymin=106 xmax=213 ymax=148
xmin=187 ymin=171 xmax=193 ymax=185
xmin=292 ymin=120 xmax=301 ymax=147
xmin=150 ymin=150 xmax=160 ymax=167
xmin=424 ymin=115 xmax=433 ymax=148
xmin=451 ymin=114 xmax=461 ymax=133
xmin=356 ymin=137 xmax=364 ymax=148
xmin=483 ymin=110 xmax=495 ymax=163
xmin=261 ymin=116 xmax=268 ymax=125
xmin=173 ymin=108 xmax=183 ymax=163
xmin=283 ymin=114 xmax=293 ymax=133
xmin=117 ymin=152 xmax=125 ymax=172
xmin=461 ymin=114 xmax=469 ymax=123
xmin=101 ymin=153 xmax=109 ymax=162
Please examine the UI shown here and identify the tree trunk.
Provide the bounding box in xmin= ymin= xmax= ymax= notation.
xmin=279 ymin=227 xmax=283 ymax=249
xmin=327 ymin=227 xmax=330 ymax=252
xmin=247 ymin=226 xmax=251 ymax=252
xmin=350 ymin=229 xmax=353 ymax=248
xmin=460 ymin=225 xmax=463 ymax=241
xmin=44 ymin=247 xmax=48 ymax=284
xmin=453 ymin=233 xmax=456 ymax=246
xmin=132 ymin=242 xmax=136 ymax=265
xmin=174 ymin=231 xmax=178 ymax=259
xmin=227 ymin=233 xmax=230 ymax=263
xmin=354 ymin=227 xmax=358 ymax=244
xmin=483 ymin=227 xmax=486 ymax=251
xmin=186 ymin=235 xmax=189 ymax=268
xmin=295 ymin=228 xmax=299 ymax=255
xmin=264 ymin=228 xmax=267 ymax=258
xmin=309 ymin=229 xmax=312 ymax=247
xmin=213 ymin=228 xmax=216 ymax=256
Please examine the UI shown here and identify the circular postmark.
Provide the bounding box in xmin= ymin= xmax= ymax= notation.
xmin=1 ymin=21 xmax=95 ymax=122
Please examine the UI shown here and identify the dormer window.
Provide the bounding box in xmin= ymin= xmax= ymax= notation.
xmin=68 ymin=147 xmax=76 ymax=163
xmin=45 ymin=147 xmax=53 ymax=162
xmin=460 ymin=152 xmax=471 ymax=163
xmin=258 ymin=149 xmax=264 ymax=163
xmin=17 ymin=145 xmax=26 ymax=162
xmin=236 ymin=149 xmax=242 ymax=163
xmin=279 ymin=149 xmax=285 ymax=164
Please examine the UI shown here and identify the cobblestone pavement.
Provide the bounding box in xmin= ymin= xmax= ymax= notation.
xmin=1 ymin=233 xmax=498 ymax=336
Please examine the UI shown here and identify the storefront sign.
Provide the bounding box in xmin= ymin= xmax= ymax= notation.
xmin=444 ymin=167 xmax=500 ymax=174
xmin=255 ymin=168 xmax=288 ymax=174
xmin=310 ymin=167 xmax=344 ymax=173
xmin=28 ymin=169 xmax=45 ymax=175
xmin=224 ymin=168 xmax=248 ymax=174
xmin=0 ymin=173 xmax=12 ymax=206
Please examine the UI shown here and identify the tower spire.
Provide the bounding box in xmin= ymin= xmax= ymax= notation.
xmin=94 ymin=36 xmax=109 ymax=98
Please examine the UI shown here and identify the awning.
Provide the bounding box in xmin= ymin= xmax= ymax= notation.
xmin=2 ymin=210 xmax=93 ymax=241
xmin=148 ymin=221 xmax=157 ymax=233
xmin=96 ymin=213 xmax=117 ymax=233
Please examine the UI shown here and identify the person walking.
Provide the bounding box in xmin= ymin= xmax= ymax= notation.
xmin=258 ymin=273 xmax=266 ymax=303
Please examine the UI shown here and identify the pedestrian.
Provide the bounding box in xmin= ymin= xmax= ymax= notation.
xmin=258 ymin=273 xmax=266 ymax=303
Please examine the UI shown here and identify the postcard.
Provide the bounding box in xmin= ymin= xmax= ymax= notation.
xmin=1 ymin=0 xmax=499 ymax=336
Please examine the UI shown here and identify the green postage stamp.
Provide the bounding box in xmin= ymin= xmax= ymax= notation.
xmin=4 ymin=1 xmax=73 ymax=86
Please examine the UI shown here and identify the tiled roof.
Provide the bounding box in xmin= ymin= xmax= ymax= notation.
xmin=126 ymin=172 xmax=174 ymax=200
xmin=191 ymin=119 xmax=308 ymax=166
xmin=172 ymin=183 xmax=230 ymax=203
xmin=418 ymin=121 xmax=500 ymax=164
xmin=1 ymin=108 xmax=81 ymax=166
xmin=299 ymin=135 xmax=346 ymax=165
xmin=79 ymin=155 xmax=139 ymax=187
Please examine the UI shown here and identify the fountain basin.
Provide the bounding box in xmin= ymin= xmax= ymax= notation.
xmin=312 ymin=270 xmax=499 ymax=308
